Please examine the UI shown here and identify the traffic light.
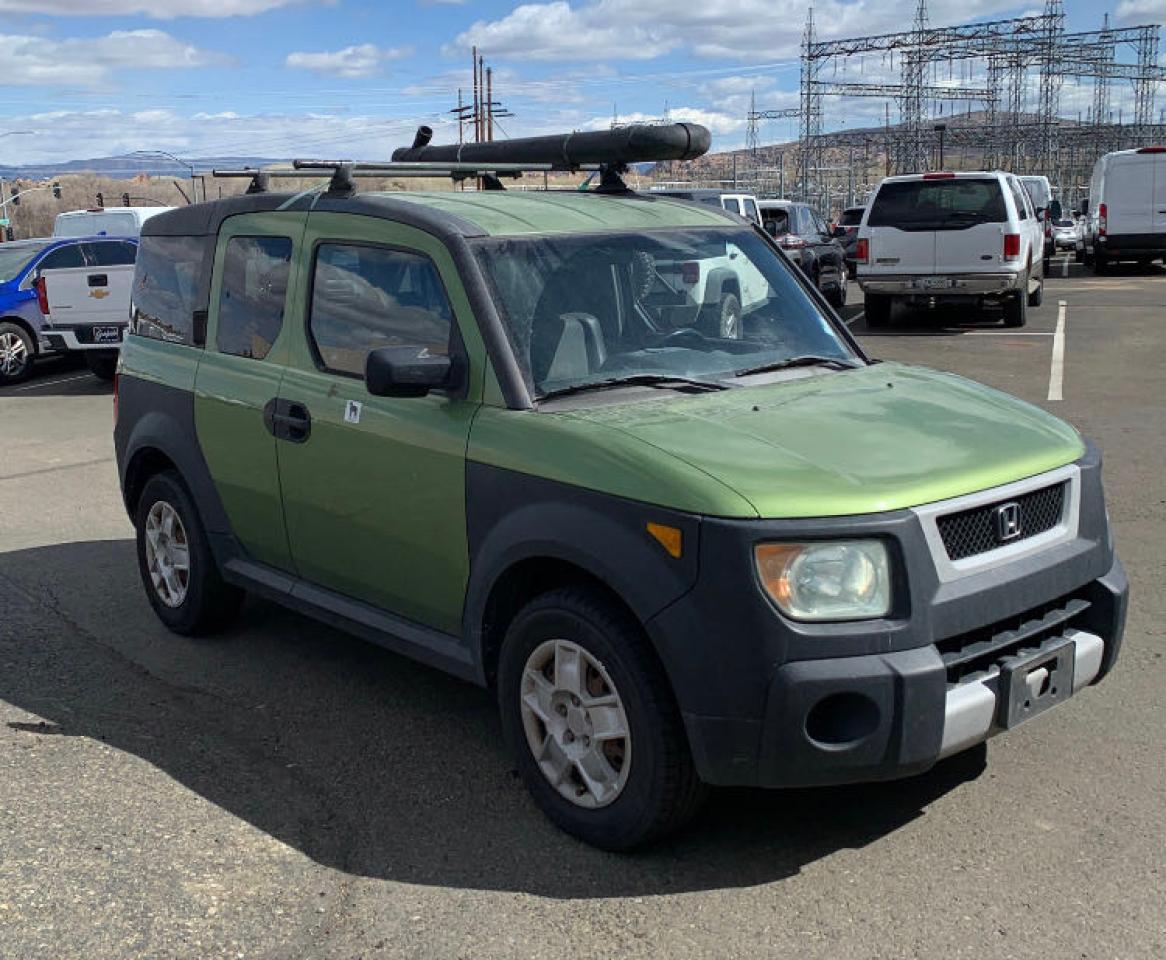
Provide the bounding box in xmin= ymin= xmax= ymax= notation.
xmin=96 ymin=192 xmax=104 ymax=208
xmin=9 ymin=186 xmax=19 ymax=207
xmin=51 ymin=181 xmax=61 ymax=200
xmin=122 ymin=192 xmax=130 ymax=207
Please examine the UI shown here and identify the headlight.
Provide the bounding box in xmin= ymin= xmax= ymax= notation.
xmin=754 ymin=540 xmax=891 ymax=622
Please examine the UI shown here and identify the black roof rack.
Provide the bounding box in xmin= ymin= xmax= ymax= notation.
xmin=212 ymin=123 xmax=711 ymax=196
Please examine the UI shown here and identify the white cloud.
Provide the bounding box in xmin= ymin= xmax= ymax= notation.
xmin=452 ymin=0 xmax=1026 ymax=63
xmin=0 ymin=0 xmax=318 ymax=16
xmin=449 ymin=1 xmax=681 ymax=61
xmin=589 ymin=106 xmax=743 ymax=136
xmin=0 ymin=29 xmax=226 ymax=87
xmin=1115 ymin=0 xmax=1166 ymax=20
xmin=285 ymin=43 xmax=411 ymax=78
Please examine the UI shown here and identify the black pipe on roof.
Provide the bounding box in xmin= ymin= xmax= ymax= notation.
xmin=391 ymin=123 xmax=711 ymax=170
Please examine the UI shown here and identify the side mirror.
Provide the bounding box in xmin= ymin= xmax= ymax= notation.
xmin=365 ymin=346 xmax=451 ymax=398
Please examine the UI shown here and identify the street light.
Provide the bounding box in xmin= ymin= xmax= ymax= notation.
xmin=129 ymin=150 xmax=199 ymax=202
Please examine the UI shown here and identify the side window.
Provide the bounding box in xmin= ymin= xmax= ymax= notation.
xmin=309 ymin=243 xmax=453 ymax=378
xmin=132 ymin=236 xmax=208 ymax=345
xmin=38 ymin=244 xmax=86 ymax=271
xmin=85 ymin=241 xmax=138 ymax=267
xmin=813 ymin=214 xmax=828 ymax=236
xmin=743 ymin=198 xmax=760 ymax=225
xmin=1009 ymin=179 xmax=1030 ymax=220
xmin=216 ymin=236 xmax=292 ymax=360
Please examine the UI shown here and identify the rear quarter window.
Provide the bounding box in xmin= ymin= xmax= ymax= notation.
xmin=132 ymin=235 xmax=208 ymax=346
xmin=868 ymin=179 xmax=1007 ymax=230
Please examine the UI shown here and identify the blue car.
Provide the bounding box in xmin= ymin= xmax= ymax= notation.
xmin=0 ymin=236 xmax=137 ymax=385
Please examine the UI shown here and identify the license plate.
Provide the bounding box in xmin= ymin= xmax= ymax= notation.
xmin=998 ymin=639 xmax=1075 ymax=729
xmin=919 ymin=276 xmax=952 ymax=290
xmin=92 ymin=326 xmax=122 ymax=344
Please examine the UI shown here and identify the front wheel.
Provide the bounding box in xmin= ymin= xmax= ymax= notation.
xmin=135 ymin=471 xmax=243 ymax=635
xmin=498 ymin=588 xmax=706 ymax=851
xmin=827 ymin=270 xmax=847 ymax=309
xmin=0 ymin=321 xmax=34 ymax=385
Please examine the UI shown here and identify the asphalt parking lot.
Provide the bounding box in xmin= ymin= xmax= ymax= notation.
xmin=1 ymin=253 xmax=1163 ymax=959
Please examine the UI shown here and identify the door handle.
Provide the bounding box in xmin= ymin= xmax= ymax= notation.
xmin=262 ymin=398 xmax=312 ymax=443
xmin=87 ymin=274 xmax=108 ymax=287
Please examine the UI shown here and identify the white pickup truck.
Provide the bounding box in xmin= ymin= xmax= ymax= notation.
xmin=37 ymin=238 xmax=137 ymax=378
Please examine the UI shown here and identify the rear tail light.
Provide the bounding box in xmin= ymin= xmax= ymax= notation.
xmin=1003 ymin=233 xmax=1021 ymax=261
xmin=34 ymin=275 xmax=49 ymax=315
xmin=1136 ymin=145 xmax=1166 ymax=153
xmin=856 ymin=237 xmax=870 ymax=264
xmin=1098 ymin=203 xmax=1107 ymax=238
xmin=680 ymin=261 xmax=700 ymax=284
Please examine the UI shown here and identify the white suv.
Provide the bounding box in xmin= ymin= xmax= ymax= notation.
xmin=856 ymin=171 xmax=1045 ymax=328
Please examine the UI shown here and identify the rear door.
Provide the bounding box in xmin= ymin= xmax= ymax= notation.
xmin=862 ymin=179 xmax=937 ymax=276
xmin=1105 ymin=154 xmax=1155 ymax=237
xmin=1151 ymin=154 xmax=1166 ymax=237
xmin=194 ymin=212 xmax=307 ymax=572
xmin=933 ymin=176 xmax=1011 ymax=275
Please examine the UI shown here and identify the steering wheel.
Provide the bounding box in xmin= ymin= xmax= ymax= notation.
xmin=655 ymin=327 xmax=709 ymax=348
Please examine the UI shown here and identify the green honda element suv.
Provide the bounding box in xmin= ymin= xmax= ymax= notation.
xmin=114 ymin=134 xmax=1127 ymax=850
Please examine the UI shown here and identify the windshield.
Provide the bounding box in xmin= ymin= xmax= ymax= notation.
xmin=868 ymin=178 xmax=1006 ymax=231
xmin=0 ymin=242 xmax=51 ymax=283
xmin=53 ymin=212 xmax=138 ymax=238
xmin=474 ymin=227 xmax=857 ymax=399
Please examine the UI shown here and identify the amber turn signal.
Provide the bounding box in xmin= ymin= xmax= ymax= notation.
xmin=647 ymin=522 xmax=683 ymax=558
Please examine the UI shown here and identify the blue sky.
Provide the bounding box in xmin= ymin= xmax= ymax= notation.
xmin=0 ymin=0 xmax=1156 ymax=166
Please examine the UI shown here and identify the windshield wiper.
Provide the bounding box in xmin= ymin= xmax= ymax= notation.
xmin=734 ymin=355 xmax=860 ymax=378
xmin=537 ymin=373 xmax=729 ymax=402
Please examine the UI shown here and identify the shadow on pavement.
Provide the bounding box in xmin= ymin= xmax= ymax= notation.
xmin=0 ymin=354 xmax=111 ymax=398
xmin=0 ymin=539 xmax=985 ymax=898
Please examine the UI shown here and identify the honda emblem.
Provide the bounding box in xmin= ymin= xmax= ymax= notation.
xmin=993 ymin=502 xmax=1022 ymax=543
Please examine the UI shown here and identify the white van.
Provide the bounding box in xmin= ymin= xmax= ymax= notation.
xmin=1082 ymin=146 xmax=1166 ymax=272
xmin=856 ymin=171 xmax=1045 ymax=328
xmin=52 ymin=207 xmax=173 ymax=238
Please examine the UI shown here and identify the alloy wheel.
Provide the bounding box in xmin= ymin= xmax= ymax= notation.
xmin=519 ymin=639 xmax=632 ymax=809
xmin=144 ymin=500 xmax=191 ymax=608
xmin=0 ymin=331 xmax=29 ymax=379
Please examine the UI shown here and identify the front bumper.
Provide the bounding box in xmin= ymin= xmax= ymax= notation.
xmin=648 ymin=446 xmax=1127 ymax=789
xmin=857 ymin=272 xmax=1022 ymax=296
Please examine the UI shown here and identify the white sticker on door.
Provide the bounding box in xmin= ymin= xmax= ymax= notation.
xmin=344 ymin=400 xmax=362 ymax=424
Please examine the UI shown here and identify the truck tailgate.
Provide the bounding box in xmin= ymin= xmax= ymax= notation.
xmin=42 ymin=264 xmax=134 ymax=326
xmin=865 ymin=227 xmax=936 ymax=275
xmin=935 ymin=222 xmax=1006 ymax=273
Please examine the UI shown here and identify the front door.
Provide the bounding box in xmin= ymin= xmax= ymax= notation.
xmin=276 ymin=213 xmax=481 ymax=635
xmin=194 ymin=212 xmax=307 ymax=571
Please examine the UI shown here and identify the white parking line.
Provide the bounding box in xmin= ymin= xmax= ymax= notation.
xmin=845 ymin=311 xmax=864 ymax=326
xmin=8 ymin=374 xmax=91 ymax=393
xmin=1048 ymin=300 xmax=1067 ymax=402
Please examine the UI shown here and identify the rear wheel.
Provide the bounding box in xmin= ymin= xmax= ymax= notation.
xmin=717 ymin=293 xmax=742 ymax=339
xmin=1093 ymin=254 xmax=1108 ymax=275
xmin=85 ymin=352 xmax=118 ymax=380
xmin=1003 ymin=287 xmax=1027 ymax=328
xmin=864 ymin=293 xmax=892 ymax=328
xmin=1027 ymin=276 xmax=1044 ymax=308
xmin=0 ymin=321 xmax=34 ymax=385
xmin=498 ymin=587 xmax=706 ymax=851
xmin=135 ymin=470 xmax=243 ymax=635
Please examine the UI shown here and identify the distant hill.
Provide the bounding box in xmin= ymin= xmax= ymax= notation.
xmin=0 ymin=156 xmax=281 ymax=181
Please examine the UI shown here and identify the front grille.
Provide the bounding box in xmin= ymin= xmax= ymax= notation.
xmin=937 ymin=482 xmax=1066 ymax=561
xmin=935 ymin=593 xmax=1090 ymax=684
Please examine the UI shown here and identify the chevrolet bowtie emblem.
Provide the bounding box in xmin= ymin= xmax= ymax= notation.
xmin=89 ymin=289 xmax=110 ymax=299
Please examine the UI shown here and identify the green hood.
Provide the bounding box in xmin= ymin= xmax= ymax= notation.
xmin=560 ymin=362 xmax=1085 ymax=518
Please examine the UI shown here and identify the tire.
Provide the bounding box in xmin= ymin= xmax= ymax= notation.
xmin=1027 ymin=277 xmax=1043 ymax=308
xmin=85 ymin=352 xmax=118 ymax=380
xmin=134 ymin=470 xmax=243 ymax=635
xmin=1003 ymin=288 xmax=1027 ymax=328
xmin=498 ymin=587 xmax=707 ymax=851
xmin=717 ymin=292 xmax=742 ymax=339
xmin=827 ymin=269 xmax=847 ymax=309
xmin=0 ymin=321 xmax=35 ymax=386
xmin=1093 ymin=254 xmax=1108 ymax=275
xmin=864 ymin=292 xmax=892 ymax=328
